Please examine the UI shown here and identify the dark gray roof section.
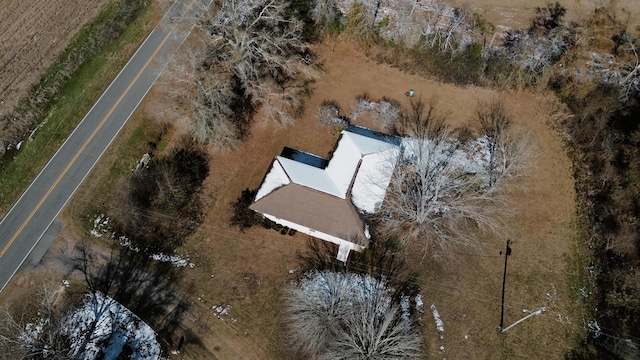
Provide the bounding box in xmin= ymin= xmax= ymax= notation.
xmin=280 ymin=147 xmax=328 ymax=169
xmin=346 ymin=124 xmax=402 ymax=146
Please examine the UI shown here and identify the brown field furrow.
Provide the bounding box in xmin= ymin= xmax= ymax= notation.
xmin=1 ymin=2 xmax=47 ymax=51
xmin=0 ymin=0 xmax=109 ymax=118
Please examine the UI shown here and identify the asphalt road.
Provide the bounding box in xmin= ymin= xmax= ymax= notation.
xmin=0 ymin=0 xmax=211 ymax=292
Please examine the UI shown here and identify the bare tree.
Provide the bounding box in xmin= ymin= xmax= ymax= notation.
xmin=325 ymin=301 xmax=420 ymax=360
xmin=373 ymin=97 xmax=401 ymax=131
xmin=316 ymin=100 xmax=343 ymax=125
xmin=312 ymin=0 xmax=343 ymax=31
xmin=0 ymin=281 xmax=73 ymax=359
xmin=347 ymin=94 xmax=399 ymax=130
xmin=617 ymin=32 xmax=640 ymax=101
xmin=380 ymin=0 xmax=422 ymax=45
xmin=205 ymin=0 xmax=314 ymax=121
xmin=158 ymin=36 xmax=239 ymax=148
xmin=380 ymin=99 xmax=504 ymax=259
xmin=476 ymin=100 xmax=533 ymax=189
xmin=477 ymin=100 xmax=509 ymax=188
xmin=345 ymin=2 xmax=379 ymax=47
xmin=503 ymin=27 xmax=571 ymax=72
xmin=501 ymin=3 xmax=571 ymax=74
xmin=592 ymin=31 xmax=640 ymax=101
xmin=286 ymin=271 xmax=421 ymax=359
xmin=349 ymin=93 xmax=373 ymax=120
xmin=286 ymin=271 xmax=355 ymax=357
xmin=157 ymin=0 xmax=315 ymax=147
xmin=420 ymin=4 xmax=472 ymax=52
xmin=530 ymin=2 xmax=566 ymax=35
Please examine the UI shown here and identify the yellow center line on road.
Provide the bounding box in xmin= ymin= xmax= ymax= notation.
xmin=0 ymin=29 xmax=176 ymax=258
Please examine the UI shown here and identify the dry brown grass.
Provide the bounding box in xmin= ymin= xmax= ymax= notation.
xmin=2 ymin=37 xmax=584 ymax=358
xmin=163 ymin=40 xmax=583 ymax=358
xmin=0 ymin=0 xmax=612 ymax=355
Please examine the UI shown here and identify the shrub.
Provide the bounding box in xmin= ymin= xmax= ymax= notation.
xmin=316 ymin=99 xmax=342 ymax=124
xmin=230 ymin=188 xmax=261 ymax=232
xmin=349 ymin=93 xmax=372 ymax=119
xmin=373 ymin=97 xmax=401 ymax=131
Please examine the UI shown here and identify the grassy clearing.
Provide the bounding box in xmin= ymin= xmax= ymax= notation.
xmin=77 ymin=39 xmax=581 ymax=359
xmin=59 ymin=38 xmax=588 ymax=358
xmin=0 ymin=1 xmax=156 ymax=217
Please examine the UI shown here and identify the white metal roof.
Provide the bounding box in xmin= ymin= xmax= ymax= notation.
xmin=255 ymin=127 xmax=401 ymax=212
xmin=351 ymin=147 xmax=400 ymax=213
xmin=324 ymin=133 xmax=362 ymax=197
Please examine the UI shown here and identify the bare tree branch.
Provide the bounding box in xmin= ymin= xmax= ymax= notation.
xmin=286 ymin=271 xmax=422 ymax=359
xmin=0 ymin=280 xmax=73 ymax=360
xmin=379 ymin=99 xmax=509 ymax=259
xmin=156 ymin=0 xmax=315 ymax=148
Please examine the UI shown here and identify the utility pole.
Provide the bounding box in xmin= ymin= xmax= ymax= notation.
xmin=499 ymin=239 xmax=512 ymax=332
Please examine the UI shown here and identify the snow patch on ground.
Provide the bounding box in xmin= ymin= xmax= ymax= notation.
xmin=90 ymin=214 xmax=110 ymax=238
xmin=430 ymin=303 xmax=446 ymax=354
xmin=400 ymin=294 xmax=411 ymax=322
xmin=151 ymin=253 xmax=195 ymax=268
xmin=211 ymin=304 xmax=236 ymax=323
xmin=415 ymin=294 xmax=424 ymax=314
xmin=90 ymin=214 xmax=194 ymax=268
xmin=19 ymin=318 xmax=48 ymax=348
xmin=431 ymin=303 xmax=445 ymax=333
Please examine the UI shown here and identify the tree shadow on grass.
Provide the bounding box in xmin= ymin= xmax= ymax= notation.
xmin=74 ymin=241 xmax=192 ymax=348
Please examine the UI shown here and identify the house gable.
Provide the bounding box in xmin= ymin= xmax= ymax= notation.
xmin=255 ymin=158 xmax=290 ymax=202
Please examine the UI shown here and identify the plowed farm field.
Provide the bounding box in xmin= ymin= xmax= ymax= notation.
xmin=0 ymin=0 xmax=109 ymax=118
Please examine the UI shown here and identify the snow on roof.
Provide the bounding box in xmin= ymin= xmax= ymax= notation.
xmin=324 ymin=133 xmax=363 ymax=197
xmin=277 ymin=155 xmax=343 ymax=198
xmin=343 ymin=129 xmax=399 ymax=154
xmin=65 ymin=292 xmax=160 ymax=360
xmin=352 ymin=147 xmax=400 ymax=213
xmin=255 ymin=159 xmax=290 ymax=201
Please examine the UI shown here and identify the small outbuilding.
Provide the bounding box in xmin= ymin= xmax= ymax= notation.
xmin=250 ymin=125 xmax=401 ymax=261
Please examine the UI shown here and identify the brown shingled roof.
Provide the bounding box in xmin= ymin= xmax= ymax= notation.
xmin=249 ymin=183 xmax=367 ymax=246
